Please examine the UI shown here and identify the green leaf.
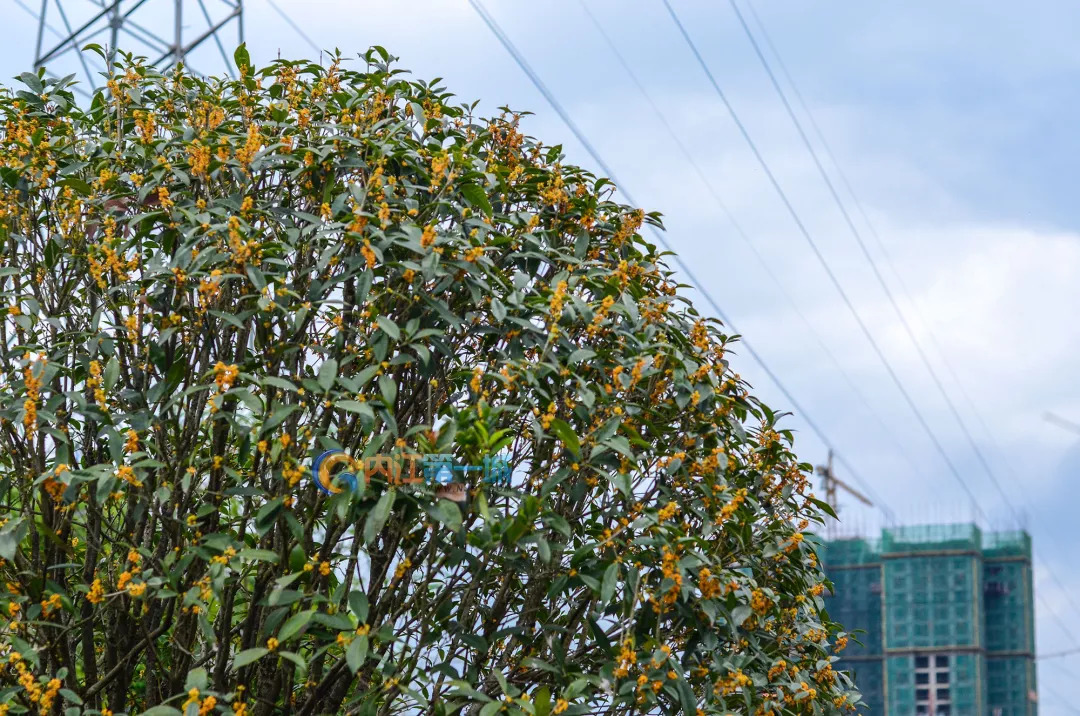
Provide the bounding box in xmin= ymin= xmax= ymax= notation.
xmin=277 ymin=650 xmax=307 ymax=672
xmin=601 ymin=562 xmax=618 ymax=605
xmin=376 ymin=316 xmax=400 ymax=340
xmin=568 ymin=348 xmax=596 ymax=365
xmin=138 ymin=707 xmax=182 ymax=716
xmin=0 ymin=518 xmax=27 ymax=561
xmin=364 ymin=489 xmax=395 ymax=545
xmin=460 ymin=183 xmax=493 ymax=217
xmin=318 ymin=358 xmax=338 ymax=392
xmin=255 ymin=498 xmax=284 ymax=536
xmin=234 ymin=43 xmax=251 ymax=72
xmin=262 ymin=376 xmax=298 ymax=392
xmin=210 ymin=309 xmax=247 ymax=330
xmin=278 ymin=608 xmax=316 ymax=642
xmin=490 ymin=297 xmax=507 ymax=322
xmin=534 ymin=686 xmax=551 ymax=716
xmin=731 ymin=605 xmax=752 ymax=626
xmin=677 ymin=678 xmax=697 ymax=716
xmin=430 ymin=499 xmax=462 ymax=532
xmin=19 ymin=72 xmax=43 ymax=94
xmin=335 ymin=400 xmax=375 ymax=419
xmin=346 ymin=635 xmax=369 ymax=673
xmin=184 ymin=667 xmax=208 ymax=692
xmin=378 ymin=374 xmax=397 ymax=406
xmin=226 ymin=387 xmax=263 ymax=414
xmin=82 ymin=43 xmax=108 ymax=62
xmin=548 ymin=418 xmax=580 ymax=457
xmin=602 ymin=436 xmax=635 ymax=461
xmin=103 ymin=356 xmax=119 ymax=391
xmin=349 ymin=590 xmax=369 ymax=623
xmin=245 ymin=264 xmax=266 ymax=290
xmin=260 ymin=405 xmax=300 ymax=434
xmin=237 ymin=548 xmax=280 ymax=564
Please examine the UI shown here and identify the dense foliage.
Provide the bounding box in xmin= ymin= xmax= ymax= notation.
xmin=0 ymin=47 xmax=858 ymax=715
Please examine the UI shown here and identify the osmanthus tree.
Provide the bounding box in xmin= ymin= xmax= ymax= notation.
xmin=0 ymin=46 xmax=860 ymax=715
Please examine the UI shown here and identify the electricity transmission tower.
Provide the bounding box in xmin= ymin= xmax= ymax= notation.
xmin=30 ymin=0 xmax=243 ymax=95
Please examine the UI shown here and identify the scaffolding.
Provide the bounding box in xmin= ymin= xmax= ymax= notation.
xmin=822 ymin=524 xmax=1036 ymax=716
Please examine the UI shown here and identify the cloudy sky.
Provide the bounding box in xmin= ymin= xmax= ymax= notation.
xmin=7 ymin=0 xmax=1080 ymax=707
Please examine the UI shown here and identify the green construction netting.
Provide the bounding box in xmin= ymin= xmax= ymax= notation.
xmin=823 ymin=537 xmax=882 ymax=567
xmin=984 ymin=560 xmax=1035 ymax=654
xmin=884 ymin=556 xmax=980 ymax=649
xmin=983 ymin=531 xmax=1032 ymax=560
xmin=837 ymin=658 xmax=884 ymax=715
xmin=887 ymin=653 xmax=983 ymax=716
xmin=882 ymin=524 xmax=982 ymax=555
xmin=826 ymin=566 xmax=883 ymax=657
xmin=987 ymin=655 xmax=1037 ymax=716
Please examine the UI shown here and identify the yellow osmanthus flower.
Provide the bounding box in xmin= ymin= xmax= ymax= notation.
xmin=657 ymin=501 xmax=678 ymax=522
xmin=548 ymin=280 xmax=568 ymax=323
xmin=214 ymin=362 xmax=239 ymax=392
xmin=717 ymin=488 xmax=747 ymax=523
xmin=361 ymin=239 xmax=376 ymax=269
xmin=40 ymin=593 xmax=62 ymax=617
xmin=698 ymin=567 xmax=721 ymax=600
xmin=420 ymin=224 xmax=437 ymax=248
xmin=187 ymin=140 xmax=211 ymax=177
xmin=236 ymin=124 xmax=263 ymax=167
xmin=658 ymin=547 xmax=682 ymax=610
xmin=157 ymin=186 xmax=174 ymax=210
xmin=613 ymin=639 xmax=636 ymax=679
xmin=198 ymin=270 xmax=224 ymax=313
xmin=21 ymin=353 xmax=44 ymax=440
xmin=714 ymin=669 xmax=751 ymax=696
xmin=86 ymin=578 xmax=105 ymax=605
xmin=429 ymin=153 xmax=449 ymax=189
xmin=751 ymin=589 xmax=770 ymax=614
xmin=116 ymin=465 xmax=142 ymax=487
xmin=133 ymin=109 xmax=156 ymax=142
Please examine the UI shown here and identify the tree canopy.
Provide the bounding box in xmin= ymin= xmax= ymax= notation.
xmin=0 ymin=47 xmax=858 ymax=715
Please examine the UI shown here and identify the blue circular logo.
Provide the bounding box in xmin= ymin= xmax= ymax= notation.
xmin=312 ymin=450 xmax=359 ymax=495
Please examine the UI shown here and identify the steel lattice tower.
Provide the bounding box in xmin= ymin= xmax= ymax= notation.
xmin=32 ymin=0 xmax=243 ymax=95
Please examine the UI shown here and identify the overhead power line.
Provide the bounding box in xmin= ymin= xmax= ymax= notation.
xmin=725 ymin=0 xmax=1029 ymax=526
xmin=734 ymin=0 xmax=1080 ymax=633
xmin=465 ymin=0 xmax=887 ymax=514
xmin=265 ymin=0 xmax=321 ymax=56
xmin=660 ymin=0 xmax=988 ymax=520
xmin=574 ymin=0 xmax=918 ymax=507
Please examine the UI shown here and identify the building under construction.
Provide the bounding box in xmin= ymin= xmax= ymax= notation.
xmin=822 ymin=524 xmax=1037 ymax=715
